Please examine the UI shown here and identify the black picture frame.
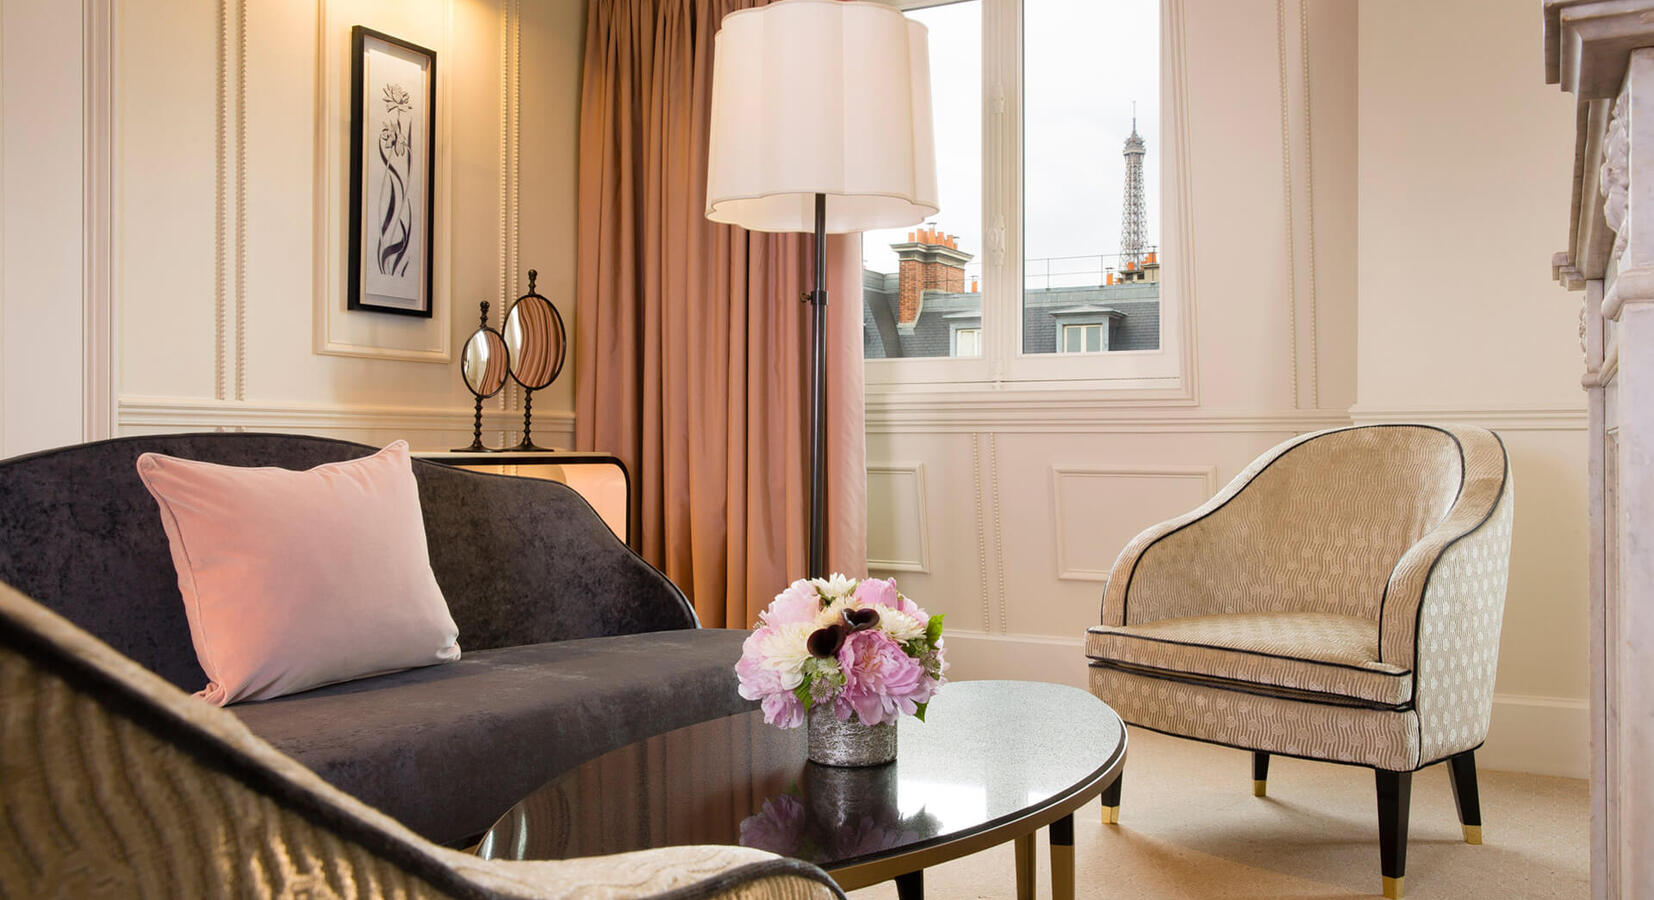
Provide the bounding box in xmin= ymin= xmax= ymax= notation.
xmin=347 ymin=26 xmax=437 ymax=318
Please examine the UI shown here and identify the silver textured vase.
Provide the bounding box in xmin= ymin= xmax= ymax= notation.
xmin=806 ymin=707 xmax=897 ymax=767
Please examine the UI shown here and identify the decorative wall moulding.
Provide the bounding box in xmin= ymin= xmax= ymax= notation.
xmin=1049 ymin=464 xmax=1218 ymax=582
xmin=497 ymin=0 xmax=523 ymax=416
xmin=1276 ymin=0 xmax=1319 ymax=410
xmin=215 ymin=0 xmax=248 ymax=400
xmin=83 ymin=0 xmax=117 ymax=441
xmin=1348 ymin=405 xmax=1589 ymax=432
xmin=864 ymin=398 xmax=1351 ymax=434
xmin=117 ymin=396 xmax=573 ymax=440
xmin=865 ymin=463 xmax=932 ymax=574
xmin=312 ymin=0 xmax=455 ymax=363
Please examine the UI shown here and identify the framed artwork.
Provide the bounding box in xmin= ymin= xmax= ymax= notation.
xmin=348 ymin=26 xmax=436 ymax=317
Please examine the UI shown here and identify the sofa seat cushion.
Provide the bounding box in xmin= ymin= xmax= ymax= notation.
xmin=1085 ymin=612 xmax=1412 ymax=708
xmin=230 ymin=628 xmax=751 ymax=846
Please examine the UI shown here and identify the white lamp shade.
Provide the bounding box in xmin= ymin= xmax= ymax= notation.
xmin=705 ymin=0 xmax=939 ymax=234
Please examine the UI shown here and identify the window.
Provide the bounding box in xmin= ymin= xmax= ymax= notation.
xmin=861 ymin=0 xmax=982 ymax=364
xmin=1023 ymin=0 xmax=1160 ymax=358
xmin=1061 ymin=323 xmax=1105 ymax=354
xmin=863 ymin=0 xmax=1183 ymax=395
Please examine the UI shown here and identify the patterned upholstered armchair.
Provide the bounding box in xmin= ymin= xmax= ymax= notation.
xmin=0 ymin=582 xmax=842 ymax=900
xmin=1084 ymin=424 xmax=1512 ymax=899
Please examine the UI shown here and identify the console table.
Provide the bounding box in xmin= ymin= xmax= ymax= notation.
xmin=414 ymin=451 xmax=630 ymax=545
xmin=1545 ymin=4 xmax=1654 ymax=896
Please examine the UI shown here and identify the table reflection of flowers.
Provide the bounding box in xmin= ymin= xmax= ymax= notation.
xmin=737 ymin=790 xmax=941 ymax=863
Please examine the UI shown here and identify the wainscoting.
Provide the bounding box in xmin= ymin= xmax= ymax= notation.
xmin=117 ymin=396 xmax=574 ymax=451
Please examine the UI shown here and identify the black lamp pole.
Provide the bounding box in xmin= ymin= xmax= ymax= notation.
xmin=807 ymin=192 xmax=828 ymax=579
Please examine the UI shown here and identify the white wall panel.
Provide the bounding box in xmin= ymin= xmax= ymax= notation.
xmin=866 ymin=463 xmax=931 ymax=573
xmin=1048 ymin=465 xmax=1216 ymax=582
xmin=1 ymin=0 xmax=86 ymax=456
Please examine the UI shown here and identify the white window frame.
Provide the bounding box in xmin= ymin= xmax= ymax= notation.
xmin=951 ymin=325 xmax=983 ymax=357
xmin=864 ymin=0 xmax=1192 ymax=401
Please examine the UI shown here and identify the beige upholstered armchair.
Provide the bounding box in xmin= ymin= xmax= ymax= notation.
xmin=1085 ymin=424 xmax=1512 ymax=899
xmin=0 ymin=582 xmax=842 ymax=900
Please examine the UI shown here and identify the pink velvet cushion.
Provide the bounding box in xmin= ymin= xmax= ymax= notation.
xmin=135 ymin=440 xmax=460 ymax=705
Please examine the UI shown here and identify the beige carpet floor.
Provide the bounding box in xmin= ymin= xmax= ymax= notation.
xmin=847 ymin=729 xmax=1588 ymax=899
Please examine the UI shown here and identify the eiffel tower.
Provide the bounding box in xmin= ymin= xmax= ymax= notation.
xmin=1119 ymin=110 xmax=1147 ymax=272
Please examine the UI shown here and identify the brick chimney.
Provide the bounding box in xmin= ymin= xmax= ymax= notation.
xmin=891 ymin=227 xmax=975 ymax=331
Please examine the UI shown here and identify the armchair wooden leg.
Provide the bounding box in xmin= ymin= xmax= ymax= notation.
xmin=1375 ymin=769 xmax=1412 ymax=899
xmin=1100 ymin=772 xmax=1122 ymax=825
xmin=1447 ymin=750 xmax=1483 ymax=844
xmin=1252 ymin=751 xmax=1270 ymax=797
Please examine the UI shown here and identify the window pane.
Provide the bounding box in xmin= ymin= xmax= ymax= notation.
xmin=1086 ymin=325 xmax=1102 ymax=353
xmin=861 ymin=1 xmax=982 ymax=361
xmin=1064 ymin=326 xmax=1081 ymax=353
xmin=1023 ymin=0 xmax=1160 ymax=355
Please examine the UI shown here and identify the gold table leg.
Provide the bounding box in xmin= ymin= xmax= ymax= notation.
xmin=1050 ymin=813 xmax=1075 ymax=900
xmin=1015 ymin=832 xmax=1036 ymax=900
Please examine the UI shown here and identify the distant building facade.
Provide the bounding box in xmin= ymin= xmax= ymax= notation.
xmin=862 ymin=227 xmax=1161 ymax=359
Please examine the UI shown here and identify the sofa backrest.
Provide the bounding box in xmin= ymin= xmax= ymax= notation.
xmin=0 ymin=433 xmax=695 ymax=692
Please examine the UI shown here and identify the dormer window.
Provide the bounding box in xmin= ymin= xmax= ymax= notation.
xmin=1062 ymin=323 xmax=1105 ymax=354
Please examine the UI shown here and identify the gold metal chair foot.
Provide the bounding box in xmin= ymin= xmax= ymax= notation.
xmin=1462 ymin=824 xmax=1482 ymax=844
xmin=1381 ymin=875 xmax=1404 ymax=899
xmin=1101 ymin=805 xmax=1119 ymax=825
xmin=1252 ymin=779 xmax=1267 ymax=797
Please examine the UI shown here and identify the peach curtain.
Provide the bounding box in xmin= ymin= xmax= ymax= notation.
xmin=575 ymin=0 xmax=868 ymax=628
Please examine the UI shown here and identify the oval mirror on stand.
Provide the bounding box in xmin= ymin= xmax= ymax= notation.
xmin=453 ymin=300 xmax=512 ymax=452
xmin=502 ymin=269 xmax=567 ymax=451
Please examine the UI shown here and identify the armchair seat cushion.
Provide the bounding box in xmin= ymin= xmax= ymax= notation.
xmin=1086 ymin=612 xmax=1412 ymax=708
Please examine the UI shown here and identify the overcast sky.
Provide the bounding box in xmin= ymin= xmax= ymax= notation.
xmin=862 ymin=0 xmax=1161 ymax=286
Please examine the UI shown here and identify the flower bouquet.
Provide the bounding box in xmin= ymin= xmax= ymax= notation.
xmin=735 ymin=574 xmax=946 ymax=766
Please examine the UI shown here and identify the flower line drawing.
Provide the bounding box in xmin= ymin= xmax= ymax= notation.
xmin=375 ymin=83 xmax=415 ymax=277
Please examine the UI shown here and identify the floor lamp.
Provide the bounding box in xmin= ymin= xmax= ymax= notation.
xmin=704 ymin=0 xmax=938 ymax=579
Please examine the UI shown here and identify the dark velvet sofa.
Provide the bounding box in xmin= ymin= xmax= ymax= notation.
xmin=0 ymin=433 xmax=751 ymax=847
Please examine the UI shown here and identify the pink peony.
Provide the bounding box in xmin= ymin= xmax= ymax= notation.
xmin=853 ymin=577 xmax=930 ymax=621
xmin=735 ymin=632 xmax=783 ymax=699
xmin=736 ymin=628 xmax=806 ymax=728
xmin=835 ymin=629 xmax=934 ymax=726
xmin=762 ymin=579 xmax=823 ymax=628
xmin=851 ymin=577 xmax=900 ymax=612
xmin=761 ymin=690 xmax=804 ymax=729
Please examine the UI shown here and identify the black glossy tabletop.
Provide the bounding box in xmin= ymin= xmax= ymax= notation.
xmin=476 ymin=680 xmax=1126 ymax=874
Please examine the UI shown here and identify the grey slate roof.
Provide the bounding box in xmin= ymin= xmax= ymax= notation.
xmin=862 ymin=274 xmax=1160 ymax=359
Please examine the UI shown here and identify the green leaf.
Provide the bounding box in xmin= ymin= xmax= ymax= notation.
xmin=793 ymin=681 xmax=814 ymax=712
xmin=925 ymin=613 xmax=945 ymax=647
xmin=913 ymin=701 xmax=928 ymax=723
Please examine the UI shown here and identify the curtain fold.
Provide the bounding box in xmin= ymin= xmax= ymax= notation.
xmin=576 ymin=0 xmax=868 ymax=628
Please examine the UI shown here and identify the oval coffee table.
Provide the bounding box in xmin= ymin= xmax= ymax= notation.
xmin=477 ymin=680 xmax=1126 ymax=899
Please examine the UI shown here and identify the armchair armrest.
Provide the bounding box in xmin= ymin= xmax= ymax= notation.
xmin=1102 ymin=430 xmax=1328 ymax=627
xmin=1378 ymin=431 xmax=1513 ymax=670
